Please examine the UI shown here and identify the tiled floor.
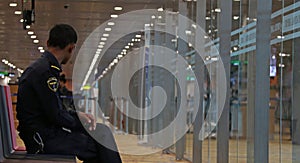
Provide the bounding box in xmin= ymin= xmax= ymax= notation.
xmin=14 ymin=129 xmax=300 ymax=163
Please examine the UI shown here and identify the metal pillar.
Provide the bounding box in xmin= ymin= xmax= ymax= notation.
xmin=176 ymin=0 xmax=188 ymax=160
xmin=216 ymin=0 xmax=232 ymax=162
xmin=247 ymin=0 xmax=272 ymax=162
xmin=193 ymin=0 xmax=206 ymax=162
xmin=292 ymin=36 xmax=300 ymax=162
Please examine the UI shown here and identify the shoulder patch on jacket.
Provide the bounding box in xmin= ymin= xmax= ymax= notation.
xmin=47 ymin=77 xmax=59 ymax=92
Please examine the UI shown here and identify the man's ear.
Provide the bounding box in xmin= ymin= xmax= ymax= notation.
xmin=66 ymin=44 xmax=74 ymax=53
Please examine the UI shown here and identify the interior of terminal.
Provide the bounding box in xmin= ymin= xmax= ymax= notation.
xmin=1 ymin=0 xmax=300 ymax=162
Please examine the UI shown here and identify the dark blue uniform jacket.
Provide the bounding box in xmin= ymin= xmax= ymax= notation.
xmin=17 ymin=51 xmax=78 ymax=144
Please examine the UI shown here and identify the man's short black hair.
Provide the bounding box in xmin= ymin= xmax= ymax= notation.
xmin=47 ymin=24 xmax=77 ymax=49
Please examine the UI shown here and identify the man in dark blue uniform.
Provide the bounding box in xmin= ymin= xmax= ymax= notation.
xmin=16 ymin=24 xmax=122 ymax=163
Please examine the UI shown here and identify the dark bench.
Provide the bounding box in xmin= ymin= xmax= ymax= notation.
xmin=0 ymin=85 xmax=76 ymax=162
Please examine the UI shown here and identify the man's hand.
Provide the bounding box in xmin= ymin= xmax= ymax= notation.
xmin=77 ymin=111 xmax=96 ymax=131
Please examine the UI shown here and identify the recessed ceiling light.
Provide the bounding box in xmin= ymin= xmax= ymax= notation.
xmin=27 ymin=31 xmax=34 ymax=35
xmin=105 ymin=28 xmax=112 ymax=31
xmin=38 ymin=46 xmax=43 ymax=50
xmin=99 ymin=42 xmax=105 ymax=45
xmin=19 ymin=19 xmax=24 ymax=23
xmin=26 ymin=25 xmax=30 ymax=29
xmin=233 ymin=16 xmax=239 ymax=20
xmin=111 ymin=14 xmax=118 ymax=18
xmin=101 ymin=37 xmax=107 ymax=41
xmin=98 ymin=45 xmax=104 ymax=48
xmin=158 ymin=7 xmax=164 ymax=12
xmin=125 ymin=46 xmax=129 ymax=49
xmin=14 ymin=11 xmax=22 ymax=15
xmin=107 ymin=22 xmax=115 ymax=26
xmin=9 ymin=3 xmax=17 ymax=7
xmin=103 ymin=33 xmax=109 ymax=37
xmin=114 ymin=6 xmax=123 ymax=11
xmin=33 ymin=39 xmax=39 ymax=44
xmin=30 ymin=35 xmax=37 ymax=39
xmin=135 ymin=34 xmax=141 ymax=38
xmin=151 ymin=15 xmax=156 ymax=19
xmin=113 ymin=59 xmax=118 ymax=64
xmin=40 ymin=49 xmax=45 ymax=53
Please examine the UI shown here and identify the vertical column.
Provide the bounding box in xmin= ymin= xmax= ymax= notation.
xmin=176 ymin=0 xmax=188 ymax=160
xmin=247 ymin=51 xmax=255 ymax=162
xmin=193 ymin=0 xmax=206 ymax=162
xmin=216 ymin=0 xmax=232 ymax=163
xmin=254 ymin=0 xmax=271 ymax=162
xmin=292 ymin=37 xmax=300 ymax=162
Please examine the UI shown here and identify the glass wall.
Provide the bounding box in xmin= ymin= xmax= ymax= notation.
xmin=95 ymin=0 xmax=299 ymax=162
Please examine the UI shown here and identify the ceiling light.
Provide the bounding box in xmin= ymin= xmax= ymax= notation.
xmin=19 ymin=19 xmax=24 ymax=23
xmin=192 ymin=24 xmax=197 ymax=29
xmin=125 ymin=46 xmax=129 ymax=49
xmin=38 ymin=46 xmax=43 ymax=50
xmin=114 ymin=6 xmax=123 ymax=11
xmin=105 ymin=28 xmax=112 ymax=31
xmin=122 ymin=49 xmax=127 ymax=52
xmin=14 ymin=11 xmax=22 ymax=15
xmin=158 ymin=7 xmax=164 ymax=12
xmin=233 ymin=16 xmax=239 ymax=20
xmin=135 ymin=34 xmax=142 ymax=38
xmin=130 ymin=43 xmax=134 ymax=46
xmin=277 ymin=35 xmax=284 ymax=39
xmin=185 ymin=30 xmax=192 ymax=35
xmin=30 ymin=35 xmax=37 ymax=39
xmin=99 ymin=42 xmax=105 ymax=45
xmin=33 ymin=39 xmax=39 ymax=44
xmin=98 ymin=45 xmax=104 ymax=48
xmin=40 ymin=49 xmax=45 ymax=53
xmin=211 ymin=56 xmax=218 ymax=61
xmin=103 ymin=33 xmax=109 ymax=37
xmin=111 ymin=14 xmax=118 ymax=18
xmin=107 ymin=22 xmax=115 ymax=26
xmin=214 ymin=8 xmax=221 ymax=12
xmin=113 ymin=59 xmax=118 ymax=64
xmin=158 ymin=16 xmax=162 ymax=19
xmin=26 ymin=25 xmax=30 ymax=29
xmin=206 ymin=17 xmax=211 ymax=20
xmin=118 ymin=54 xmax=123 ymax=58
xmin=9 ymin=3 xmax=17 ymax=7
xmin=151 ymin=15 xmax=156 ymax=19
xmin=101 ymin=37 xmax=107 ymax=41
xmin=27 ymin=31 xmax=34 ymax=35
